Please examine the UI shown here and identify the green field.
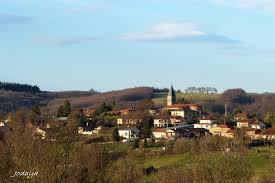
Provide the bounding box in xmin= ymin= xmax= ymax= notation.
xmin=137 ymin=148 xmax=274 ymax=175
xmin=152 ymin=92 xmax=220 ymax=105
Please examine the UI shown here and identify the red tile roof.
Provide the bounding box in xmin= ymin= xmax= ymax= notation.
xmin=153 ymin=128 xmax=166 ymax=132
xmin=265 ymin=128 xmax=275 ymax=135
xmin=198 ymin=117 xmax=216 ymax=121
xmin=167 ymin=104 xmax=202 ymax=109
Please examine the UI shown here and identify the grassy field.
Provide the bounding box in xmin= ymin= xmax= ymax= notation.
xmin=152 ymin=92 xmax=220 ymax=105
xmin=135 ymin=147 xmax=275 ymax=175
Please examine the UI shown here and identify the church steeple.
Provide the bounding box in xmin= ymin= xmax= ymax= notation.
xmin=167 ymin=85 xmax=176 ymax=106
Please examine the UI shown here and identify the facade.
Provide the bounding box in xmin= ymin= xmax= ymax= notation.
xmin=209 ymin=124 xmax=232 ymax=137
xmin=180 ymin=128 xmax=209 ymax=138
xmin=152 ymin=128 xmax=178 ymax=140
xmin=154 ymin=116 xmax=170 ymax=128
xmin=236 ymin=120 xmax=250 ymax=128
xmin=167 ymin=85 xmax=176 ymax=106
xmin=194 ymin=123 xmax=216 ymax=130
xmin=198 ymin=117 xmax=216 ymax=124
xmin=118 ymin=128 xmax=140 ymax=139
xmin=117 ymin=118 xmax=143 ymax=126
xmin=250 ymin=122 xmax=266 ymax=130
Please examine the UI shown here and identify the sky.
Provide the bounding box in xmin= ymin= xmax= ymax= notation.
xmin=0 ymin=0 xmax=275 ymax=93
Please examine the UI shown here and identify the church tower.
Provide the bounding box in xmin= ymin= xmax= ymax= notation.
xmin=167 ymin=85 xmax=176 ymax=106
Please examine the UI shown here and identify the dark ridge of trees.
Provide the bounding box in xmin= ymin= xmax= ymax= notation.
xmin=222 ymin=89 xmax=255 ymax=105
xmin=185 ymin=87 xmax=218 ymax=94
xmin=47 ymin=90 xmax=100 ymax=98
xmin=153 ymin=88 xmax=169 ymax=93
xmin=0 ymin=81 xmax=40 ymax=93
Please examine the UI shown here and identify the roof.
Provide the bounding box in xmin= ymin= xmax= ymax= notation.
xmin=118 ymin=127 xmax=139 ymax=131
xmin=154 ymin=115 xmax=170 ymax=120
xmin=182 ymin=128 xmax=209 ymax=133
xmin=153 ymin=128 xmax=166 ymax=133
xmin=168 ymin=85 xmax=176 ymax=97
xmin=265 ymin=128 xmax=275 ymax=135
xmin=198 ymin=117 xmax=216 ymax=121
xmin=166 ymin=104 xmax=202 ymax=109
xmin=217 ymin=124 xmax=232 ymax=129
xmin=226 ymin=129 xmax=235 ymax=134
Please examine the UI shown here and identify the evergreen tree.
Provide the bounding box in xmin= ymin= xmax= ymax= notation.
xmin=112 ymin=128 xmax=120 ymax=142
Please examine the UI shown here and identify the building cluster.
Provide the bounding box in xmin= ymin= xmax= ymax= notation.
xmin=116 ymin=86 xmax=275 ymax=142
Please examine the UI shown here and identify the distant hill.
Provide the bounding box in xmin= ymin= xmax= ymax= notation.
xmin=0 ymin=85 xmax=154 ymax=116
xmin=0 ymin=81 xmax=40 ymax=93
xmin=47 ymin=87 xmax=154 ymax=114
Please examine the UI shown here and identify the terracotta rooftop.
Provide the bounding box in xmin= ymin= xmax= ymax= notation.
xmin=198 ymin=117 xmax=216 ymax=121
xmin=153 ymin=128 xmax=166 ymax=132
xmin=167 ymin=104 xmax=202 ymax=109
xmin=265 ymin=128 xmax=275 ymax=135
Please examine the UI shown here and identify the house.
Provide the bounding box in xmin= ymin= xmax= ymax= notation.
xmin=170 ymin=116 xmax=186 ymax=126
xmin=194 ymin=123 xmax=216 ymax=130
xmin=224 ymin=129 xmax=235 ymax=138
xmin=180 ymin=128 xmax=209 ymax=138
xmin=152 ymin=128 xmax=179 ymax=140
xmin=209 ymin=124 xmax=233 ymax=137
xmin=236 ymin=120 xmax=250 ymax=128
xmin=244 ymin=129 xmax=262 ymax=139
xmin=154 ymin=115 xmax=170 ymax=128
xmin=250 ymin=121 xmax=266 ymax=130
xmin=194 ymin=117 xmax=217 ymax=130
xmin=120 ymin=108 xmax=136 ymax=115
xmin=0 ymin=121 xmax=4 ymax=127
xmin=117 ymin=117 xmax=143 ymax=126
xmin=198 ymin=117 xmax=216 ymax=124
xmin=261 ymin=128 xmax=275 ymax=140
xmin=34 ymin=127 xmax=47 ymax=139
xmin=78 ymin=126 xmax=94 ymax=135
xmin=82 ymin=108 xmax=95 ymax=118
xmin=118 ymin=128 xmax=140 ymax=139
xmin=233 ymin=112 xmax=249 ymax=122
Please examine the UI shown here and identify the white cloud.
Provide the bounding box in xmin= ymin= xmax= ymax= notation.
xmin=119 ymin=21 xmax=239 ymax=44
xmin=120 ymin=22 xmax=205 ymax=41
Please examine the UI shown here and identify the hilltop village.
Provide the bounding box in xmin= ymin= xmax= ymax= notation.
xmin=113 ymin=86 xmax=274 ymax=142
xmin=1 ymin=85 xmax=275 ymax=182
xmin=1 ymin=86 xmax=275 ymax=144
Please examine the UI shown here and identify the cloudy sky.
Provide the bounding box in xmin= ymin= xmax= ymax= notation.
xmin=0 ymin=0 xmax=275 ymax=92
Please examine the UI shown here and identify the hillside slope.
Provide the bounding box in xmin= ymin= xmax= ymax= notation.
xmin=47 ymin=87 xmax=154 ymax=114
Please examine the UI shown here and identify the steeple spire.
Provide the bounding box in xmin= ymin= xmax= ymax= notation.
xmin=167 ymin=85 xmax=176 ymax=106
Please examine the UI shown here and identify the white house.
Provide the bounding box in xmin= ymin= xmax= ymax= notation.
xmin=34 ymin=127 xmax=47 ymax=139
xmin=198 ymin=117 xmax=216 ymax=124
xmin=194 ymin=123 xmax=216 ymax=130
xmin=194 ymin=117 xmax=217 ymax=130
xmin=236 ymin=120 xmax=250 ymax=128
xmin=78 ymin=127 xmax=94 ymax=135
xmin=250 ymin=122 xmax=266 ymax=130
xmin=0 ymin=121 xmax=5 ymax=127
xmin=118 ymin=128 xmax=140 ymax=139
xmin=154 ymin=116 xmax=170 ymax=128
xmin=152 ymin=128 xmax=178 ymax=140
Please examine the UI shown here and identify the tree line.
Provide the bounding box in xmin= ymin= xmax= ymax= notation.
xmin=0 ymin=81 xmax=40 ymax=93
xmin=185 ymin=87 xmax=218 ymax=94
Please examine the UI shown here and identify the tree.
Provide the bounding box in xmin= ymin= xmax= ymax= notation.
xmin=32 ymin=105 xmax=41 ymax=115
xmin=94 ymin=102 xmax=112 ymax=116
xmin=112 ymin=128 xmax=120 ymax=142
xmin=177 ymin=98 xmax=190 ymax=104
xmin=66 ymin=110 xmax=82 ymax=135
xmin=57 ymin=100 xmax=72 ymax=117
xmin=264 ymin=111 xmax=275 ymax=127
xmin=63 ymin=100 xmax=72 ymax=116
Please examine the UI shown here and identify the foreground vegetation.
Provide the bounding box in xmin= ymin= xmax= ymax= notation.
xmin=1 ymin=110 xmax=275 ymax=183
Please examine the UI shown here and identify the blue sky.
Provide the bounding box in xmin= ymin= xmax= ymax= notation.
xmin=0 ymin=0 xmax=275 ymax=92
